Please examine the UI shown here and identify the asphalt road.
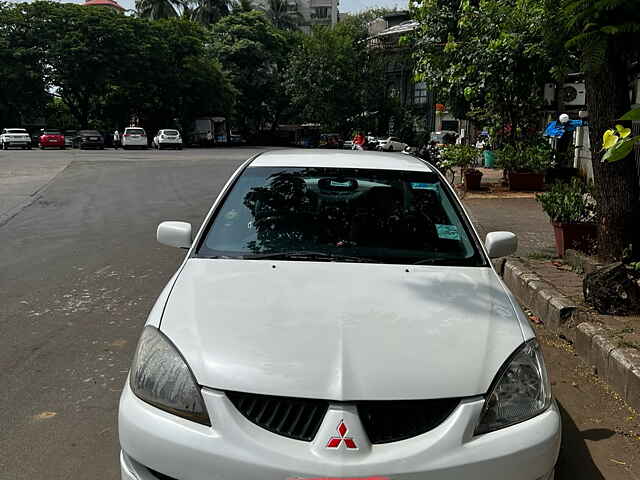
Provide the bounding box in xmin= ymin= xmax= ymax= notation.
xmin=1 ymin=148 xmax=638 ymax=479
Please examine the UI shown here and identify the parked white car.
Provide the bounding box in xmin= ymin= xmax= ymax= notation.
xmin=377 ymin=136 xmax=408 ymax=151
xmin=121 ymin=127 xmax=148 ymax=149
xmin=1 ymin=128 xmax=32 ymax=150
xmin=153 ymin=129 xmax=183 ymax=150
xmin=119 ymin=150 xmax=560 ymax=480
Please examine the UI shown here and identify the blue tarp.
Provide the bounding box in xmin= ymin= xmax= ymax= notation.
xmin=543 ymin=119 xmax=583 ymax=138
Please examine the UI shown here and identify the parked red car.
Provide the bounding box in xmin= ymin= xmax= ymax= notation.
xmin=39 ymin=129 xmax=65 ymax=149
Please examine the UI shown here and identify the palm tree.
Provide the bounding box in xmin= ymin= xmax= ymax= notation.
xmin=262 ymin=0 xmax=301 ymax=30
xmin=187 ymin=0 xmax=230 ymax=25
xmin=232 ymin=0 xmax=253 ymax=13
xmin=135 ymin=0 xmax=180 ymax=19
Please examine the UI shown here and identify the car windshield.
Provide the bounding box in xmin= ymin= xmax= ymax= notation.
xmin=163 ymin=130 xmax=179 ymax=135
xmin=80 ymin=130 xmax=100 ymax=136
xmin=7 ymin=129 xmax=27 ymax=134
xmin=127 ymin=128 xmax=145 ymax=135
xmin=197 ymin=166 xmax=485 ymax=266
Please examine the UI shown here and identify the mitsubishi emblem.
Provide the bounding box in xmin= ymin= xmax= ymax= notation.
xmin=326 ymin=419 xmax=358 ymax=449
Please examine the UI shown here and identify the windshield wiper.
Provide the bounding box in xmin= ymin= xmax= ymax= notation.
xmin=242 ymin=251 xmax=377 ymax=263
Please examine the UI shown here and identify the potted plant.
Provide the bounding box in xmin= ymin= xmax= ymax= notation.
xmin=496 ymin=141 xmax=553 ymax=190
xmin=536 ymin=178 xmax=597 ymax=256
xmin=440 ymin=144 xmax=483 ymax=190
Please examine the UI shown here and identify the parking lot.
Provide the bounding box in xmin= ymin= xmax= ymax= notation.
xmin=1 ymin=147 xmax=639 ymax=479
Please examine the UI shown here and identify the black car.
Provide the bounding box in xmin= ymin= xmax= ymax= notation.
xmin=73 ymin=130 xmax=104 ymax=149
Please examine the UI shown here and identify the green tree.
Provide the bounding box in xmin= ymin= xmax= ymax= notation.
xmin=411 ymin=0 xmax=553 ymax=142
xmin=284 ymin=22 xmax=386 ymax=134
xmin=232 ymin=0 xmax=254 ymax=12
xmin=0 ymin=3 xmax=49 ymax=127
xmin=1 ymin=2 xmax=233 ymax=132
xmin=261 ymin=0 xmax=301 ymax=30
xmin=209 ymin=11 xmax=294 ymax=132
xmin=135 ymin=0 xmax=181 ymax=19
xmin=187 ymin=0 xmax=230 ymax=25
xmin=560 ymin=0 xmax=640 ymax=259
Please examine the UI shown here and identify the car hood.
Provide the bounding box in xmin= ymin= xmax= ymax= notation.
xmin=160 ymin=259 xmax=524 ymax=400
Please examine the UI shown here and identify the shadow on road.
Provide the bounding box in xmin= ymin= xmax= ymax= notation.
xmin=556 ymin=400 xmax=607 ymax=479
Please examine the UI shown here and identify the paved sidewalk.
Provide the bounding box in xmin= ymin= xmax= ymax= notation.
xmin=464 ymin=197 xmax=556 ymax=256
xmin=503 ymin=256 xmax=640 ymax=413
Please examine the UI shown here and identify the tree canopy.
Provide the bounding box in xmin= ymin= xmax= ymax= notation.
xmin=411 ymin=0 xmax=553 ymax=141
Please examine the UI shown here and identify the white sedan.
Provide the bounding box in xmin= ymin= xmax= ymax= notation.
xmin=119 ymin=150 xmax=560 ymax=480
xmin=153 ymin=129 xmax=183 ymax=150
xmin=377 ymin=136 xmax=408 ymax=151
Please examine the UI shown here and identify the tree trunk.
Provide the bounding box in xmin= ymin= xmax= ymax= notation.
xmin=585 ymin=48 xmax=639 ymax=260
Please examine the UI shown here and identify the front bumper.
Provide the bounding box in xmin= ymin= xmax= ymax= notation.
xmin=4 ymin=140 xmax=30 ymax=146
xmin=119 ymin=383 xmax=561 ymax=480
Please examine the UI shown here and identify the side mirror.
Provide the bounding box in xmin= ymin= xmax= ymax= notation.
xmin=157 ymin=221 xmax=192 ymax=249
xmin=485 ymin=231 xmax=517 ymax=258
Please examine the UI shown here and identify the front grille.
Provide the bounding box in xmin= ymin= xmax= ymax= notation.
xmin=227 ymin=391 xmax=329 ymax=441
xmin=227 ymin=391 xmax=460 ymax=444
xmin=358 ymin=398 xmax=460 ymax=444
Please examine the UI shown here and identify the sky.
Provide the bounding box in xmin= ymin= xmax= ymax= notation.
xmin=8 ymin=0 xmax=405 ymax=14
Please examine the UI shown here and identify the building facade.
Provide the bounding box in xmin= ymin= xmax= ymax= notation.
xmin=366 ymin=11 xmax=435 ymax=143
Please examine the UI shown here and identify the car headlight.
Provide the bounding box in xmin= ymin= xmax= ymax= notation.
xmin=475 ymin=339 xmax=551 ymax=434
xmin=130 ymin=326 xmax=211 ymax=426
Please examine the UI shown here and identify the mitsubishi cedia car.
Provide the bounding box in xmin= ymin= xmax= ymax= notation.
xmin=119 ymin=150 xmax=561 ymax=480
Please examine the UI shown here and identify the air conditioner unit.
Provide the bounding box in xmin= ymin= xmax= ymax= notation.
xmin=561 ymin=82 xmax=586 ymax=106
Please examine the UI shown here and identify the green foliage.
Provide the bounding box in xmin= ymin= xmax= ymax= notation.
xmin=0 ymin=3 xmax=49 ymax=126
xmin=600 ymin=113 xmax=640 ymax=163
xmin=495 ymin=141 xmax=553 ymax=173
xmin=0 ymin=2 xmax=232 ymax=129
xmin=135 ymin=0 xmax=180 ymax=20
xmin=410 ymin=0 xmax=554 ymax=138
xmin=284 ymin=23 xmax=386 ymax=133
xmin=209 ymin=11 xmax=293 ymax=132
xmin=536 ymin=178 xmax=596 ymax=223
xmin=439 ymin=145 xmax=479 ymax=170
xmin=563 ymin=0 xmax=640 ymax=74
xmin=260 ymin=0 xmax=302 ymax=30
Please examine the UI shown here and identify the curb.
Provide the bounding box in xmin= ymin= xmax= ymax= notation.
xmin=503 ymin=257 xmax=640 ymax=412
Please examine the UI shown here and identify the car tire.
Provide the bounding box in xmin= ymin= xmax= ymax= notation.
xmin=39 ymin=145 xmax=44 ymax=150
xmin=27 ymin=145 xmax=32 ymax=150
xmin=178 ymin=147 xmax=182 ymax=150
xmin=60 ymin=146 xmax=65 ymax=150
xmin=388 ymin=146 xmax=394 ymax=151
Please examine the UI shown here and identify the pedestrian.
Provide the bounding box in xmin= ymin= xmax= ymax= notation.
xmin=113 ymin=129 xmax=120 ymax=150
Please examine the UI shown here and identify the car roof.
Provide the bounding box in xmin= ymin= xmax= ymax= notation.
xmin=250 ymin=149 xmax=432 ymax=172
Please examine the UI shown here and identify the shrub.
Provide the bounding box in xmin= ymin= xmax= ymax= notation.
xmin=439 ymin=144 xmax=480 ymax=171
xmin=496 ymin=141 xmax=553 ymax=173
xmin=536 ymin=178 xmax=596 ymax=223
